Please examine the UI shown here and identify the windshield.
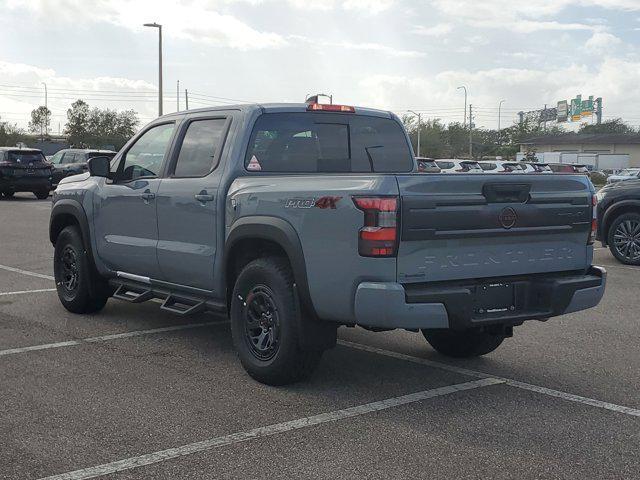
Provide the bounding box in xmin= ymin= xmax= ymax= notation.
xmin=6 ymin=151 xmax=46 ymax=164
xmin=436 ymin=161 xmax=455 ymax=169
xmin=246 ymin=113 xmax=413 ymax=173
xmin=461 ymin=162 xmax=482 ymax=171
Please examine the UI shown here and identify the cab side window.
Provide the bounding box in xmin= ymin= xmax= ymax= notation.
xmin=115 ymin=123 xmax=175 ymax=182
xmin=173 ymin=119 xmax=226 ymax=177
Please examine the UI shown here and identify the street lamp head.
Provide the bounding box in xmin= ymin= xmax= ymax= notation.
xmin=143 ymin=22 xmax=161 ymax=28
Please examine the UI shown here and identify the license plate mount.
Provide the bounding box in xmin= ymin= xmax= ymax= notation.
xmin=474 ymin=282 xmax=515 ymax=316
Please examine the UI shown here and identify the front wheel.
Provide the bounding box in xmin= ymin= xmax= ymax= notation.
xmin=422 ymin=329 xmax=505 ymax=358
xmin=54 ymin=226 xmax=109 ymax=313
xmin=2 ymin=191 xmax=15 ymax=198
xmin=608 ymin=213 xmax=640 ymax=265
xmin=34 ymin=190 xmax=49 ymax=200
xmin=230 ymin=257 xmax=323 ymax=385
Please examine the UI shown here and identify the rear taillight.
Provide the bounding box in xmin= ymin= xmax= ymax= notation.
xmin=352 ymin=196 xmax=398 ymax=257
xmin=588 ymin=195 xmax=597 ymax=245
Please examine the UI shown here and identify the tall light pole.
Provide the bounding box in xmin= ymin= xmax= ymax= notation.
xmin=457 ymin=85 xmax=467 ymax=128
xmin=41 ymin=82 xmax=48 ymax=137
xmin=408 ymin=110 xmax=422 ymax=157
xmin=143 ymin=22 xmax=163 ymax=116
xmin=498 ymin=99 xmax=506 ymax=131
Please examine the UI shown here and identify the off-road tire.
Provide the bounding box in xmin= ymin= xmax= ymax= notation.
xmin=422 ymin=329 xmax=505 ymax=358
xmin=607 ymin=212 xmax=640 ymax=266
xmin=230 ymin=257 xmax=323 ymax=385
xmin=54 ymin=226 xmax=109 ymax=313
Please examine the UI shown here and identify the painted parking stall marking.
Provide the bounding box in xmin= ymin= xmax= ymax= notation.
xmin=38 ymin=378 xmax=503 ymax=480
xmin=0 ymin=288 xmax=57 ymax=296
xmin=0 ymin=321 xmax=227 ymax=357
xmin=339 ymin=340 xmax=640 ymax=418
xmin=0 ymin=263 xmax=55 ymax=281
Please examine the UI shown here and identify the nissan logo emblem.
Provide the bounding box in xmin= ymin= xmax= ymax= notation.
xmin=499 ymin=207 xmax=517 ymax=229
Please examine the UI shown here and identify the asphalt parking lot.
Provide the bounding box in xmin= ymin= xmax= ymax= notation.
xmin=1 ymin=193 xmax=639 ymax=480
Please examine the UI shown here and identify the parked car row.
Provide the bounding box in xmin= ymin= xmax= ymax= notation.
xmin=0 ymin=147 xmax=116 ymax=199
xmin=606 ymin=168 xmax=640 ymax=185
xmin=416 ymin=157 xmax=590 ymax=175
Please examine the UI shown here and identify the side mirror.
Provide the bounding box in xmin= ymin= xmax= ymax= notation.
xmin=88 ymin=156 xmax=110 ymax=178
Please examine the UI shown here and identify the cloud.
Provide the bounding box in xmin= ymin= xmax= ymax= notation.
xmin=428 ymin=0 xmax=639 ymax=32
xmin=289 ymin=35 xmax=426 ymax=58
xmin=0 ymin=60 xmax=159 ymax=129
xmin=585 ymin=31 xmax=622 ymax=54
xmin=356 ymin=58 xmax=640 ymax=127
xmin=238 ymin=0 xmax=396 ymax=13
xmin=4 ymin=0 xmax=287 ymax=50
xmin=412 ymin=23 xmax=453 ymax=36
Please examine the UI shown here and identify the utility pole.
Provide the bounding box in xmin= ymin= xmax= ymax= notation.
xmin=408 ymin=110 xmax=422 ymax=157
xmin=457 ymin=85 xmax=468 ymax=128
xmin=469 ymin=104 xmax=473 ymax=158
xmin=143 ymin=22 xmax=163 ymax=116
xmin=185 ymin=89 xmax=189 ymax=110
xmin=498 ymin=99 xmax=505 ymax=131
xmin=42 ymin=82 xmax=48 ymax=137
xmin=176 ymin=80 xmax=180 ymax=111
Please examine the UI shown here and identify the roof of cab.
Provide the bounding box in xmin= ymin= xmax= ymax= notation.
xmin=158 ymin=103 xmax=395 ymax=120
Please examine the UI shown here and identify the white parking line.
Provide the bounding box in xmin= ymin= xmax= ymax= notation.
xmin=38 ymin=377 xmax=503 ymax=480
xmin=339 ymin=340 xmax=640 ymax=418
xmin=0 ymin=321 xmax=228 ymax=357
xmin=0 ymin=263 xmax=54 ymax=281
xmin=0 ymin=288 xmax=57 ymax=296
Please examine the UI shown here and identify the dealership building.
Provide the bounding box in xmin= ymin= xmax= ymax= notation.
xmin=519 ymin=133 xmax=640 ymax=170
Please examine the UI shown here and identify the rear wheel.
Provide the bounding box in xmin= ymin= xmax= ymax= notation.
xmin=422 ymin=329 xmax=505 ymax=358
xmin=608 ymin=212 xmax=640 ymax=265
xmin=3 ymin=191 xmax=14 ymax=198
xmin=54 ymin=226 xmax=110 ymax=313
xmin=230 ymin=257 xmax=323 ymax=385
xmin=34 ymin=190 xmax=49 ymax=200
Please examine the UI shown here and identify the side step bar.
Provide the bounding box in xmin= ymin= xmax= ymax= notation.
xmin=161 ymin=295 xmax=206 ymax=316
xmin=112 ymin=285 xmax=155 ymax=303
xmin=109 ymin=279 xmax=226 ymax=316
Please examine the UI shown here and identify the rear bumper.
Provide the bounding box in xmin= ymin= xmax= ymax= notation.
xmin=0 ymin=176 xmax=52 ymax=192
xmin=354 ymin=266 xmax=606 ymax=330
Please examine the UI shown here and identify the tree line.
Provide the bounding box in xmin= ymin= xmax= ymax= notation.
xmin=1 ymin=100 xmax=140 ymax=150
xmin=401 ymin=113 xmax=638 ymax=160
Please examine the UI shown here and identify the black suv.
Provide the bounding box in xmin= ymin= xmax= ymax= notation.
xmin=0 ymin=147 xmax=52 ymax=199
xmin=596 ymin=179 xmax=640 ymax=265
xmin=49 ymin=149 xmax=116 ymax=187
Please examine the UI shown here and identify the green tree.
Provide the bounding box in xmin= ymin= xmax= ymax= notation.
xmin=65 ymin=100 xmax=91 ymax=146
xmin=64 ymin=100 xmax=139 ymax=149
xmin=0 ymin=118 xmax=27 ymax=146
xmin=28 ymin=106 xmax=51 ymax=137
xmin=579 ymin=118 xmax=636 ymax=135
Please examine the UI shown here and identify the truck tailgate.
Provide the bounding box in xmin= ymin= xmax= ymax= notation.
xmin=396 ymin=174 xmax=594 ymax=283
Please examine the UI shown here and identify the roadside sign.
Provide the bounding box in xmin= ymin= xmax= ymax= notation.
xmin=557 ymin=100 xmax=568 ymax=122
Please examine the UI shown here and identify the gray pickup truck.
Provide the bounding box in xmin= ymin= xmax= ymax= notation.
xmin=49 ymin=102 xmax=606 ymax=385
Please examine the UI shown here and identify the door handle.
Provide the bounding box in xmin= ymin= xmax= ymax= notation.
xmin=140 ymin=191 xmax=155 ymax=202
xmin=194 ymin=192 xmax=215 ymax=203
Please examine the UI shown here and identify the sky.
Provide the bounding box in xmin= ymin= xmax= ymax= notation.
xmin=1 ymin=0 xmax=640 ymax=132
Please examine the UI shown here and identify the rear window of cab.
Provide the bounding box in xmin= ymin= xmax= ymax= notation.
xmin=245 ymin=112 xmax=413 ymax=173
